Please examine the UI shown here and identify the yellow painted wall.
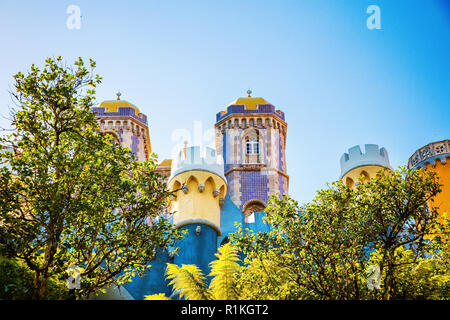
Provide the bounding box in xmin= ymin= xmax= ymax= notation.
xmin=168 ymin=170 xmax=227 ymax=230
xmin=423 ymin=159 xmax=450 ymax=221
xmin=342 ymin=165 xmax=388 ymax=187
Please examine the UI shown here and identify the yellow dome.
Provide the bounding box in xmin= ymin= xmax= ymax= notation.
xmin=227 ymin=97 xmax=270 ymax=110
xmin=158 ymin=159 xmax=172 ymax=167
xmin=98 ymin=100 xmax=141 ymax=115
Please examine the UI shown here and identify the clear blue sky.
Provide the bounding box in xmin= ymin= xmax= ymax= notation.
xmin=0 ymin=0 xmax=449 ymax=204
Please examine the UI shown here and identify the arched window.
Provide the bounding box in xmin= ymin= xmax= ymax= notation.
xmin=242 ymin=128 xmax=262 ymax=164
xmin=243 ymin=200 xmax=266 ymax=220
xmin=257 ymin=118 xmax=262 ymax=127
xmin=360 ymin=170 xmax=370 ymax=183
xmin=246 ymin=137 xmax=259 ymax=154
xmin=345 ymin=177 xmax=354 ymax=188
xmin=103 ymin=131 xmax=121 ymax=145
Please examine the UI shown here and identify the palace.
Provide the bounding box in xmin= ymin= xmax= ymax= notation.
xmin=90 ymin=92 xmax=450 ymax=300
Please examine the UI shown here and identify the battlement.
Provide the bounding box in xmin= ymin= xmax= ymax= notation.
xmin=170 ymin=146 xmax=225 ymax=181
xmin=216 ymin=104 xmax=285 ymax=123
xmin=340 ymin=144 xmax=390 ymax=178
xmin=91 ymin=105 xmax=148 ymax=125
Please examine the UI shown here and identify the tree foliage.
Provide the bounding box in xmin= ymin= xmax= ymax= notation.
xmin=0 ymin=255 xmax=68 ymax=300
xmin=230 ymin=166 xmax=448 ymax=300
xmin=0 ymin=56 xmax=183 ymax=299
xmin=145 ymin=242 xmax=242 ymax=300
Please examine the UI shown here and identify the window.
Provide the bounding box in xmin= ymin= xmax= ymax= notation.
xmin=246 ymin=138 xmax=259 ymax=154
xmin=245 ymin=213 xmax=255 ymax=223
xmin=345 ymin=177 xmax=354 ymax=188
xmin=243 ymin=200 xmax=266 ymax=219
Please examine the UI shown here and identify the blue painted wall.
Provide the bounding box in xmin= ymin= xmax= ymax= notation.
xmin=123 ymin=247 xmax=173 ymax=300
xmin=173 ymin=223 xmax=218 ymax=276
xmin=218 ymin=195 xmax=244 ymax=246
xmin=243 ymin=211 xmax=272 ymax=233
xmin=121 ymin=199 xmax=274 ymax=299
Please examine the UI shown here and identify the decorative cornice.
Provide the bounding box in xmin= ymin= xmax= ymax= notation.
xmin=215 ymin=112 xmax=287 ymax=127
xmin=224 ymin=166 xmax=289 ymax=180
xmin=409 ymin=140 xmax=450 ymax=169
xmin=216 ymin=104 xmax=285 ymax=123
xmin=91 ymin=106 xmax=148 ymax=125
xmin=175 ymin=218 xmax=222 ymax=236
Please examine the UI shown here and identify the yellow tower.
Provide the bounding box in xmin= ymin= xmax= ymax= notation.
xmin=168 ymin=146 xmax=227 ymax=235
xmin=340 ymin=144 xmax=391 ymax=188
xmin=409 ymin=139 xmax=450 ymax=219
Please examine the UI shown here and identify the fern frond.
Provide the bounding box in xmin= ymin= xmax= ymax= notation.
xmin=165 ymin=263 xmax=212 ymax=300
xmin=144 ymin=293 xmax=171 ymax=300
xmin=209 ymin=242 xmax=241 ymax=300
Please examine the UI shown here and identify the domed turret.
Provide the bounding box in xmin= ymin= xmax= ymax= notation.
xmin=91 ymin=93 xmax=151 ymax=162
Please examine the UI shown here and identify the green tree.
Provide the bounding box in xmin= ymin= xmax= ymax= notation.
xmin=145 ymin=242 xmax=241 ymax=300
xmin=368 ymin=213 xmax=449 ymax=299
xmin=0 ymin=56 xmax=183 ymax=299
xmin=231 ymin=166 xmax=446 ymax=300
xmin=0 ymin=255 xmax=69 ymax=299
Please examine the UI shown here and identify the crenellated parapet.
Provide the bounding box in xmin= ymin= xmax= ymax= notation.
xmin=216 ymin=102 xmax=285 ymax=123
xmin=169 ymin=145 xmax=225 ymax=181
xmin=340 ymin=144 xmax=390 ymax=179
xmin=340 ymin=144 xmax=391 ymax=188
xmin=168 ymin=146 xmax=227 ymax=235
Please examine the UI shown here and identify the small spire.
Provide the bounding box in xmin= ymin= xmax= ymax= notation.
xmin=182 ymin=141 xmax=189 ymax=160
xmin=247 ymin=89 xmax=252 ymax=97
xmin=116 ymin=91 xmax=122 ymax=100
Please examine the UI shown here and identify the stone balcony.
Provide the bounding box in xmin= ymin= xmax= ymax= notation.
xmin=408 ymin=140 xmax=450 ymax=168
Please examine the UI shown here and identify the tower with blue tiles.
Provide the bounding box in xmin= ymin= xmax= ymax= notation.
xmin=91 ymin=92 xmax=151 ymax=162
xmin=89 ymin=92 xmax=288 ymax=299
xmin=215 ymin=91 xmax=289 ymax=218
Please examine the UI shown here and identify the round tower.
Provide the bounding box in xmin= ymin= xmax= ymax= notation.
xmin=340 ymin=144 xmax=391 ymax=188
xmin=91 ymin=92 xmax=151 ymax=162
xmin=214 ymin=91 xmax=288 ymax=218
xmin=168 ymin=146 xmax=227 ymax=273
xmin=409 ymin=139 xmax=450 ymax=219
